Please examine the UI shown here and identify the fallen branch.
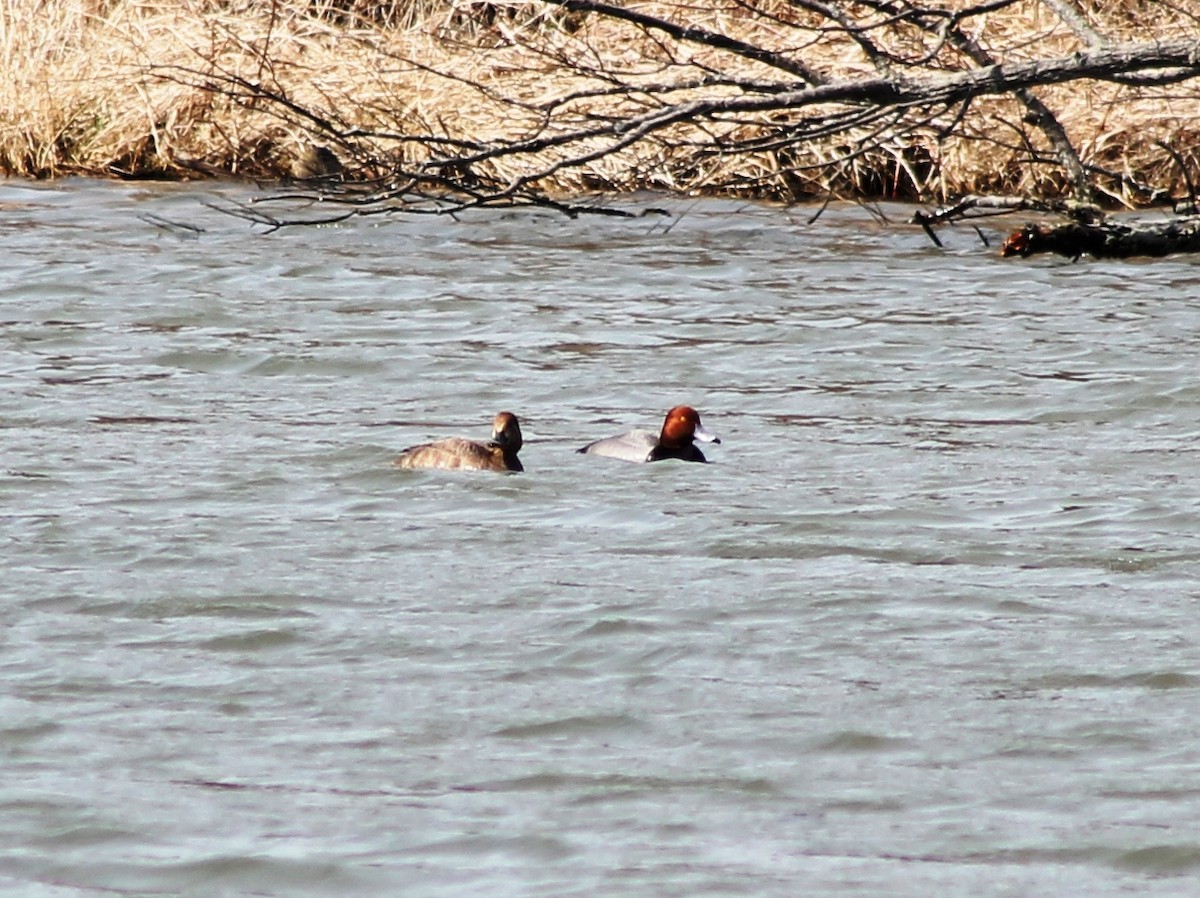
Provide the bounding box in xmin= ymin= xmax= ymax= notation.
xmin=913 ymin=193 xmax=1200 ymax=259
xmin=911 ymin=194 xmax=1100 ymax=228
xmin=1000 ymin=216 xmax=1200 ymax=259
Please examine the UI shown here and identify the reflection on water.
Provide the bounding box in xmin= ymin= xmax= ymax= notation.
xmin=3 ymin=179 xmax=1200 ymax=897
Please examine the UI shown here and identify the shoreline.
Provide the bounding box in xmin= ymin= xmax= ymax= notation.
xmin=5 ymin=1 xmax=1196 ymax=207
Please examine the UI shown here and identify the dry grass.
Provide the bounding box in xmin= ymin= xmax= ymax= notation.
xmin=2 ymin=0 xmax=1198 ymax=204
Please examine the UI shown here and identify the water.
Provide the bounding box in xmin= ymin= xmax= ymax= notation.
xmin=3 ymin=178 xmax=1200 ymax=897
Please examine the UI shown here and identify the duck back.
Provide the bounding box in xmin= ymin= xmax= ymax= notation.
xmin=576 ymin=429 xmax=658 ymax=463
xmin=395 ymin=438 xmax=522 ymax=472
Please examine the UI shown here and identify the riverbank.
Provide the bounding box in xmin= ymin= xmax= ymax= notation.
xmin=4 ymin=0 xmax=1197 ymax=205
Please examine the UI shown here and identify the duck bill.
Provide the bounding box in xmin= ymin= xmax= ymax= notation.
xmin=693 ymin=423 xmax=720 ymax=444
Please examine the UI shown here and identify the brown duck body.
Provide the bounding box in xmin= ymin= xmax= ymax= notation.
xmin=394 ymin=412 xmax=524 ymax=472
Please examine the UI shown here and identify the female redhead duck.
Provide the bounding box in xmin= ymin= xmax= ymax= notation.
xmin=577 ymin=405 xmax=720 ymax=463
xmin=394 ymin=411 xmax=524 ymax=472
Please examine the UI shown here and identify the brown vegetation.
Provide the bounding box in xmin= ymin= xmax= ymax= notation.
xmin=3 ymin=0 xmax=1200 ymax=209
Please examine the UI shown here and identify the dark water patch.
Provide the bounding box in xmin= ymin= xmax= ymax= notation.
xmin=399 ymin=833 xmax=575 ymax=862
xmin=72 ymin=596 xmax=321 ymax=622
xmin=198 ymin=628 xmax=306 ymax=652
xmin=494 ymin=714 xmax=647 ymax=740
xmin=1024 ymin=671 xmax=1200 ymax=691
xmin=40 ymin=370 xmax=174 ymax=386
xmin=28 ymin=823 xmax=140 ymax=850
xmin=824 ymin=798 xmax=908 ymax=814
xmin=90 ymin=415 xmax=198 ymax=426
xmin=1113 ymin=844 xmax=1200 ymax=874
xmin=461 ymin=772 xmax=776 ymax=798
xmin=810 ymin=731 xmax=912 ymax=753
xmin=72 ymin=854 xmax=384 ymax=896
xmin=0 ymin=721 xmax=63 ymax=749
xmin=575 ymin=617 xmax=659 ymax=637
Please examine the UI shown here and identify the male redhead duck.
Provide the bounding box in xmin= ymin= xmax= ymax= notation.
xmin=577 ymin=405 xmax=720 ymax=463
xmin=394 ymin=411 xmax=524 ymax=472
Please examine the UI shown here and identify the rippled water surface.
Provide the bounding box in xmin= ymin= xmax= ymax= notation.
xmin=4 ymin=179 xmax=1200 ymax=897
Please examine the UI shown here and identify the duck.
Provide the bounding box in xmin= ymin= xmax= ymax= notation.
xmin=394 ymin=411 xmax=524 ymax=472
xmin=577 ymin=405 xmax=719 ymax=463
xmin=289 ymin=143 xmax=343 ymax=181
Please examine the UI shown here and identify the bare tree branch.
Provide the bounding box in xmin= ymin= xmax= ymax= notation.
xmin=551 ymin=0 xmax=825 ymax=84
xmin=154 ymin=1 xmax=1200 ymax=254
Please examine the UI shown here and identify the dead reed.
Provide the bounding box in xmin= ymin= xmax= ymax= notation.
xmin=2 ymin=0 xmax=1196 ymax=205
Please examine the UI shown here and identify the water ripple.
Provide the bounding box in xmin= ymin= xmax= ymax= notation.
xmin=3 ymin=181 xmax=1200 ymax=898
